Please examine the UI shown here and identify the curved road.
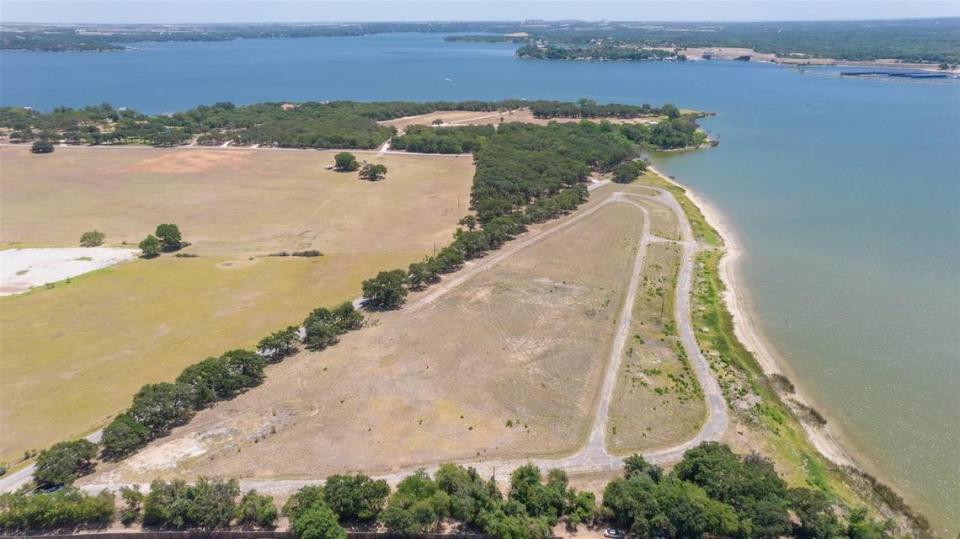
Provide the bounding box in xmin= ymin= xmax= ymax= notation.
xmin=73 ymin=185 xmax=729 ymax=495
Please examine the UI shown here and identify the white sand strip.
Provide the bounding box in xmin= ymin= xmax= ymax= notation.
xmin=0 ymin=247 xmax=138 ymax=296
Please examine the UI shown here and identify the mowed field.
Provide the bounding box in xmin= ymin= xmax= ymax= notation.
xmin=0 ymin=145 xmax=474 ymax=463
xmin=87 ymin=196 xmax=646 ymax=483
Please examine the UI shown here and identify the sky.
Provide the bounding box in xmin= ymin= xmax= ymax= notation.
xmin=1 ymin=0 xmax=958 ymax=24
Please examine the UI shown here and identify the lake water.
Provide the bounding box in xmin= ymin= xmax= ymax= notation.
xmin=2 ymin=33 xmax=958 ymax=532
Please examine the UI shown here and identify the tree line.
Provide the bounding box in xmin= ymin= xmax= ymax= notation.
xmin=2 ymin=99 xmax=693 ymax=151
xmin=517 ymin=45 xmax=684 ymax=62
xmin=1 ymin=442 xmax=901 ymax=539
xmin=0 ymin=100 xmax=525 ymax=149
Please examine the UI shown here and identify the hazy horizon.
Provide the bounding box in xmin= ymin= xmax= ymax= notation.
xmin=2 ymin=0 xmax=958 ymax=25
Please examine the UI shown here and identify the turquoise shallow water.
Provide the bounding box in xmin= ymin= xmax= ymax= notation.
xmin=2 ymin=33 xmax=958 ymax=533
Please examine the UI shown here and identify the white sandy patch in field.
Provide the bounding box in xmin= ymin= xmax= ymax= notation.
xmin=0 ymin=247 xmax=138 ymax=295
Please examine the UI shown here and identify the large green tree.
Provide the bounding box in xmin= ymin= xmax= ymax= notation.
xmin=361 ymin=269 xmax=408 ymax=310
xmin=333 ymin=152 xmax=359 ymax=171
xmin=33 ymin=439 xmax=98 ymax=488
xmin=155 ymin=223 xmax=183 ymax=251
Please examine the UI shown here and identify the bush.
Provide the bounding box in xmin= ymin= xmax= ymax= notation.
xmin=358 ymin=163 xmax=387 ymax=181
xmin=30 ymin=140 xmax=54 ymax=153
xmin=292 ymin=504 xmax=346 ymax=539
xmin=236 ymin=490 xmax=278 ymax=529
xmin=79 ymin=230 xmax=105 ymax=247
xmin=283 ymin=485 xmax=326 ymax=522
xmin=139 ymin=235 xmax=161 ymax=258
xmin=119 ymin=485 xmax=143 ymax=526
xmin=33 ymin=439 xmax=98 ymax=488
xmin=0 ymin=488 xmax=114 ymax=533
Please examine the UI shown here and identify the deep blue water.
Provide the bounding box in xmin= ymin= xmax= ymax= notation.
xmin=2 ymin=33 xmax=958 ymax=532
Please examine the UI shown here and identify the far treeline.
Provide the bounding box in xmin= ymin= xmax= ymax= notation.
xmin=3 ymin=18 xmax=957 ymax=64
xmin=450 ymin=18 xmax=960 ymax=66
xmin=0 ymin=99 xmax=686 ymax=149
xmin=0 ymin=443 xmax=903 ymax=539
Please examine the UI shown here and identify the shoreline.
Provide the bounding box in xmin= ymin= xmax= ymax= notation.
xmin=646 ymin=164 xmax=905 ymax=506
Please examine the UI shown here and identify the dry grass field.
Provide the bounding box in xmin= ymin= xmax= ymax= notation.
xmin=606 ymin=234 xmax=706 ymax=454
xmin=379 ymin=109 xmax=661 ymax=131
xmin=0 ymin=145 xmax=473 ymax=464
xmin=86 ymin=198 xmax=646 ymax=483
xmin=0 ymin=146 xmax=471 ymax=255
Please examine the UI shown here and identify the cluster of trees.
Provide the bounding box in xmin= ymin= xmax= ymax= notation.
xmin=392 ymin=124 xmax=496 ymax=154
xmin=527 ymin=99 xmax=674 ymax=119
xmin=139 ymin=478 xmax=277 ymax=530
xmin=280 ymin=463 xmax=596 ymax=539
xmin=333 ymin=152 xmax=387 ymax=180
xmin=518 ymin=44 xmax=684 ymax=62
xmin=359 ymin=163 xmax=388 ymax=181
xmin=139 ymin=223 xmax=184 ymax=258
xmin=0 ymin=442 xmax=903 ymax=537
xmin=621 ymin=117 xmax=708 ymax=150
xmin=602 ymin=443 xmax=897 ymax=539
xmin=471 ymin=122 xmax=633 ymax=221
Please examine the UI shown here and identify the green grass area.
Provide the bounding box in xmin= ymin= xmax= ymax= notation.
xmin=637 ymin=172 xmax=722 ymax=246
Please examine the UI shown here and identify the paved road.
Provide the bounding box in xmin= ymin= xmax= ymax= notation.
xmin=76 ymin=185 xmax=729 ymax=495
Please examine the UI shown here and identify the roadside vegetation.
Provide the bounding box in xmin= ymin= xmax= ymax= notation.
xmin=1 ymin=443 xmax=899 ymax=538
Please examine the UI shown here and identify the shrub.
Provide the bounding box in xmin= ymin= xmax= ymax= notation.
xmin=358 ymin=163 xmax=387 ymax=181
xmin=79 ymin=230 xmax=105 ymax=247
xmin=139 ymin=235 xmax=161 ymax=258
xmin=33 ymin=439 xmax=98 ymax=488
xmin=283 ymin=485 xmax=326 ymax=522
xmin=292 ymin=504 xmax=346 ymax=539
xmin=236 ymin=490 xmax=278 ymax=529
xmin=119 ymin=485 xmax=143 ymax=526
xmin=0 ymin=488 xmax=114 ymax=533
xmin=30 ymin=140 xmax=54 ymax=154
